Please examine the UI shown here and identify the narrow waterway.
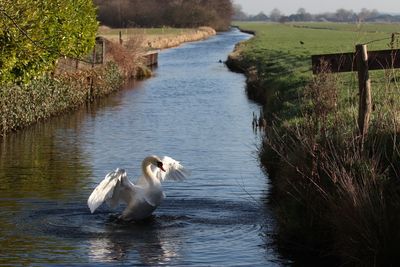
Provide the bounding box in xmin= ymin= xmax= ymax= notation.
xmin=0 ymin=29 xmax=284 ymax=266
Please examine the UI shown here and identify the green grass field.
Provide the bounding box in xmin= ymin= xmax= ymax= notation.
xmin=233 ymin=22 xmax=400 ymax=120
xmin=235 ymin=22 xmax=399 ymax=54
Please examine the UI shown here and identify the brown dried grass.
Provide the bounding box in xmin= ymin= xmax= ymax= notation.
xmin=264 ymin=64 xmax=400 ymax=265
xmin=106 ymin=35 xmax=147 ymax=79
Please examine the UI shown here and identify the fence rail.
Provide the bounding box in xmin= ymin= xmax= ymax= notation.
xmin=311 ymin=45 xmax=400 ymax=150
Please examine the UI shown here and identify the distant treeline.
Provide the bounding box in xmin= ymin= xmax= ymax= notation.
xmin=94 ymin=0 xmax=233 ymax=31
xmin=233 ymin=5 xmax=400 ymax=23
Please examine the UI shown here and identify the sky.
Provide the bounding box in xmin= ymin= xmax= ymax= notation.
xmin=232 ymin=0 xmax=400 ymax=15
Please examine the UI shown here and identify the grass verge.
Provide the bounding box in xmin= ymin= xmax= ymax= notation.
xmin=98 ymin=26 xmax=216 ymax=50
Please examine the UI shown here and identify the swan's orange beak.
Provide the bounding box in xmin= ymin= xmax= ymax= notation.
xmin=157 ymin=161 xmax=166 ymax=172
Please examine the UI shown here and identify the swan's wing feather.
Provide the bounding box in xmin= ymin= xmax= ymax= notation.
xmin=106 ymin=176 xmax=131 ymax=209
xmin=155 ymin=156 xmax=191 ymax=182
xmin=87 ymin=168 xmax=135 ymax=213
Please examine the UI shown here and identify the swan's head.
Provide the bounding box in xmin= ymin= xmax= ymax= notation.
xmin=146 ymin=155 xmax=166 ymax=172
xmin=157 ymin=161 xmax=166 ymax=172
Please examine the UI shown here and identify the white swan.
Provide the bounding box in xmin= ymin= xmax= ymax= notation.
xmin=87 ymin=155 xmax=190 ymax=221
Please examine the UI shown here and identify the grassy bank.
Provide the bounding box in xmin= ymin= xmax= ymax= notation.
xmin=228 ymin=22 xmax=400 ymax=265
xmin=228 ymin=22 xmax=397 ymax=120
xmin=98 ymin=26 xmax=216 ymax=50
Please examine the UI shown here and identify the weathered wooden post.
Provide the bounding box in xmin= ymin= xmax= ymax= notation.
xmin=92 ymin=43 xmax=96 ymax=68
xmin=95 ymin=37 xmax=105 ymax=64
xmin=355 ymin=44 xmax=372 ymax=147
xmin=88 ymin=43 xmax=96 ymax=101
xmin=119 ymin=31 xmax=123 ymax=45
xmin=101 ymin=39 xmax=105 ymax=64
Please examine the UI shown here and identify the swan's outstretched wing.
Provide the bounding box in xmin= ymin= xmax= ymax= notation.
xmin=154 ymin=156 xmax=191 ymax=182
xmin=87 ymin=168 xmax=136 ymax=213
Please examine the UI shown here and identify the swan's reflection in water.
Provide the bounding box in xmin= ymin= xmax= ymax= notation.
xmin=88 ymin=216 xmax=183 ymax=265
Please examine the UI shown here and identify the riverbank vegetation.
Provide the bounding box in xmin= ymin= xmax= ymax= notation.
xmin=0 ymin=0 xmax=98 ymax=85
xmin=1 ymin=63 xmax=122 ymax=135
xmin=228 ymin=22 xmax=400 ymax=265
xmin=0 ymin=0 xmax=107 ymax=135
xmin=0 ymin=0 xmax=222 ymax=136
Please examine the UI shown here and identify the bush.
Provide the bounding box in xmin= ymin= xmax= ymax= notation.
xmin=106 ymin=36 xmax=149 ymax=79
xmin=0 ymin=62 xmax=122 ymax=135
xmin=0 ymin=0 xmax=98 ymax=84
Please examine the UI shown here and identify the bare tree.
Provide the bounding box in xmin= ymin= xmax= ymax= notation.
xmin=357 ymin=8 xmax=379 ymax=23
xmin=94 ymin=0 xmax=233 ymax=30
xmin=335 ymin=8 xmax=355 ymax=22
xmin=270 ymin=8 xmax=282 ymax=22
xmin=232 ymin=4 xmax=248 ymax=21
xmin=297 ymin=8 xmax=306 ymax=15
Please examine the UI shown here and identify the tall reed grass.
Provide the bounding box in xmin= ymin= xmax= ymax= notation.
xmin=263 ymin=64 xmax=400 ymax=265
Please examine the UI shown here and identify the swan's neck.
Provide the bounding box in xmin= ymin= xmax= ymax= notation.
xmin=142 ymin=156 xmax=158 ymax=185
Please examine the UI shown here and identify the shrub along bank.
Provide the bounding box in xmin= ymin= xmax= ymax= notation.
xmin=1 ymin=25 xmax=216 ymax=136
xmin=1 ymin=1 xmax=219 ymax=137
xmin=0 ymin=63 xmax=122 ymax=135
xmin=228 ymin=22 xmax=400 ymax=265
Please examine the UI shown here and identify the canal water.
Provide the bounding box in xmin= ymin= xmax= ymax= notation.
xmin=0 ymin=29 xmax=284 ymax=266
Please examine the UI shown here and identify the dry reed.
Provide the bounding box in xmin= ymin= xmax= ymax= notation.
xmin=264 ymin=61 xmax=400 ymax=265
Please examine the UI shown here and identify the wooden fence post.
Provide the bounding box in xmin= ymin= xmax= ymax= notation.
xmin=312 ymin=46 xmax=400 ymax=151
xmin=355 ymin=44 xmax=372 ymax=148
xmin=92 ymin=43 xmax=96 ymax=68
xmin=101 ymin=39 xmax=105 ymax=64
